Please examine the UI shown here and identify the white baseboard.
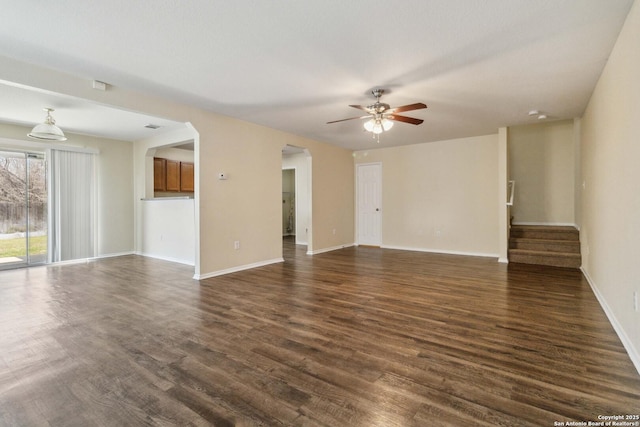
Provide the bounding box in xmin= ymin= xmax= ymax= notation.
xmin=48 ymin=251 xmax=136 ymax=266
xmin=194 ymin=257 xmax=284 ymax=280
xmin=381 ymin=244 xmax=499 ymax=260
xmin=136 ymin=251 xmax=195 ymax=266
xmin=306 ymin=243 xmax=354 ymax=255
xmin=581 ymin=267 xmax=640 ymax=376
xmin=498 ymin=257 xmax=509 ymax=264
xmin=95 ymin=251 xmax=136 ymax=259
xmin=49 ymin=258 xmax=93 ymax=267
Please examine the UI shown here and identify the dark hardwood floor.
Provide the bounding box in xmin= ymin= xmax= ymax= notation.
xmin=1 ymin=237 xmax=639 ymax=426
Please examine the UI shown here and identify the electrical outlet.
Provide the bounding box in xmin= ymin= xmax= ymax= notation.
xmin=634 ymin=291 xmax=638 ymax=312
xmin=332 ymin=228 xmax=336 ymax=235
xmin=234 ymin=240 xmax=240 ymax=250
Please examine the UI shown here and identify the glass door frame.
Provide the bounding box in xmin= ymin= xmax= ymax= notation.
xmin=0 ymin=148 xmax=47 ymax=270
xmin=27 ymin=152 xmax=47 ymax=265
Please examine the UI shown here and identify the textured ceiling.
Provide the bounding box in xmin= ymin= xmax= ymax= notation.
xmin=0 ymin=0 xmax=634 ymax=149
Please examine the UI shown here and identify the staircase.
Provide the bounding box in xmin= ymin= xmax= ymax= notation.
xmin=508 ymin=225 xmax=581 ymax=268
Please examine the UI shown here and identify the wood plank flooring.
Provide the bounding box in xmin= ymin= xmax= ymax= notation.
xmin=1 ymin=238 xmax=639 ymax=426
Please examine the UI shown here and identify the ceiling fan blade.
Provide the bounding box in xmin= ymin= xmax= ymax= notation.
xmin=326 ymin=115 xmax=370 ymax=124
xmin=387 ymin=102 xmax=427 ymax=114
xmin=387 ymin=114 xmax=424 ymax=125
xmin=349 ymin=104 xmax=372 ymax=112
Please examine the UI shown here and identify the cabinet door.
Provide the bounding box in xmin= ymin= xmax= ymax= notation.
xmin=153 ymin=158 xmax=166 ymax=191
xmin=180 ymin=162 xmax=194 ymax=192
xmin=166 ymin=159 xmax=180 ymax=192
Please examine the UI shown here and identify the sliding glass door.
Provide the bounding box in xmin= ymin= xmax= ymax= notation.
xmin=0 ymin=150 xmax=47 ymax=269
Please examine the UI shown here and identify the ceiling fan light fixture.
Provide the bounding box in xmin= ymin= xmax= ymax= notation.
xmin=330 ymin=89 xmax=426 ymax=141
xmin=28 ymin=108 xmax=67 ymax=141
xmin=365 ymin=118 xmax=384 ymax=134
xmin=364 ymin=117 xmax=393 ymax=134
xmin=363 ymin=118 xmax=375 ymax=132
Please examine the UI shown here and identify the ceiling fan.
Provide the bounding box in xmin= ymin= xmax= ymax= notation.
xmin=327 ymin=89 xmax=427 ymax=139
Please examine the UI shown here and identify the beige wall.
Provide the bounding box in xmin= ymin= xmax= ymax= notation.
xmin=308 ymin=141 xmax=354 ymax=252
xmin=354 ymin=134 xmax=500 ymax=257
xmin=580 ymin=0 xmax=640 ymax=371
xmin=508 ymin=120 xmax=575 ymax=225
xmin=0 ymin=122 xmax=134 ymax=257
xmin=197 ymin=115 xmax=285 ymax=274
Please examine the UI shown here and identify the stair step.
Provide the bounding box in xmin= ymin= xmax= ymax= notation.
xmin=508 ymin=225 xmax=581 ymax=268
xmin=509 ymin=238 xmax=580 ymax=253
xmin=510 ymin=225 xmax=579 ymax=241
xmin=508 ymin=249 xmax=581 ymax=269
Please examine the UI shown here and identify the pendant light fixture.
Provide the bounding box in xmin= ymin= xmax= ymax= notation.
xmin=28 ymin=108 xmax=67 ymax=141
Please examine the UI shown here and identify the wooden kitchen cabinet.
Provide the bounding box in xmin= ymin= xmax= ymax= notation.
xmin=165 ymin=159 xmax=181 ymax=192
xmin=180 ymin=162 xmax=194 ymax=192
xmin=153 ymin=158 xmax=166 ymax=191
xmin=154 ymin=157 xmax=194 ymax=193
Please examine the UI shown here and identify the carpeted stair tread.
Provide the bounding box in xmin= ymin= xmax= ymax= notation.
xmin=510 ymin=226 xmax=579 ymax=241
xmin=508 ymin=225 xmax=581 ymax=268
xmin=508 ymin=249 xmax=581 ymax=268
xmin=509 ymin=237 xmax=580 ymax=253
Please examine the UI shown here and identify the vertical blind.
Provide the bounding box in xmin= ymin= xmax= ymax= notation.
xmin=48 ymin=149 xmax=96 ymax=262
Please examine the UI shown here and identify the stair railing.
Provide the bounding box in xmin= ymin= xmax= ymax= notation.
xmin=506 ymin=180 xmax=515 ymax=206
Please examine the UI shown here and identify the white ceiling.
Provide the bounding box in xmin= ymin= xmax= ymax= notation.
xmin=0 ymin=81 xmax=187 ymax=141
xmin=0 ymin=0 xmax=634 ymax=150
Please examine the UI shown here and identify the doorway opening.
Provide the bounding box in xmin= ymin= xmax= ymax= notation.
xmin=282 ymin=145 xmax=312 ymax=258
xmin=282 ymin=168 xmax=296 ymax=238
xmin=0 ymin=149 xmax=47 ymax=269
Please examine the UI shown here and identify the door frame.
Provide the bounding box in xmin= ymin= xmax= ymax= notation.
xmin=0 ymin=147 xmax=47 ymax=269
xmin=356 ymin=162 xmax=382 ymax=246
xmin=282 ymin=144 xmax=312 ymax=252
xmin=282 ymin=166 xmax=297 ymax=239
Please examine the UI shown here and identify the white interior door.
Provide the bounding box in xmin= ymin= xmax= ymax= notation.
xmin=357 ymin=163 xmax=382 ymax=246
